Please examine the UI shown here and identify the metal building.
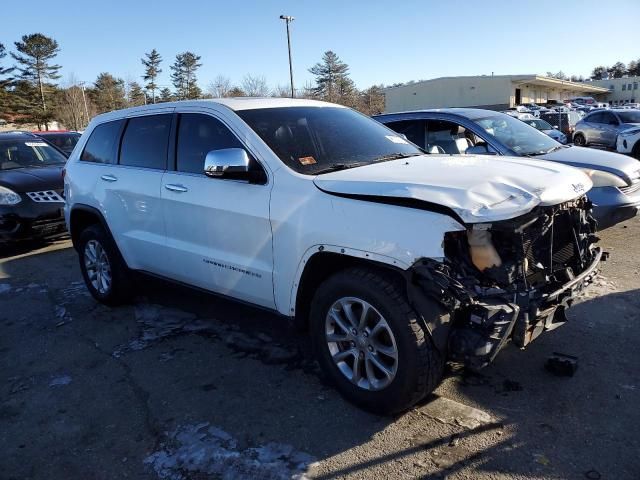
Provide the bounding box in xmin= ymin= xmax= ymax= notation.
xmin=383 ymin=74 xmax=609 ymax=113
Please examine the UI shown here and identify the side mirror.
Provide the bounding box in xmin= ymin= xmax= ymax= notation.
xmin=204 ymin=148 xmax=250 ymax=179
xmin=466 ymin=143 xmax=496 ymax=155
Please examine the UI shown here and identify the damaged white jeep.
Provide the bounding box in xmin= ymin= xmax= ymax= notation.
xmin=65 ymin=99 xmax=602 ymax=414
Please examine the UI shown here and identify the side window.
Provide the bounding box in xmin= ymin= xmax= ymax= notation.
xmin=119 ymin=114 xmax=171 ymax=169
xmin=80 ymin=120 xmax=124 ymax=164
xmin=602 ymin=112 xmax=617 ymax=125
xmin=384 ymin=120 xmax=426 ymax=148
xmin=426 ymin=120 xmax=472 ymax=154
xmin=587 ymin=112 xmax=604 ymax=124
xmin=176 ymin=113 xmax=243 ymax=174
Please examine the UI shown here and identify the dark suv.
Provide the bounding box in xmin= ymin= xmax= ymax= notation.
xmin=0 ymin=132 xmax=67 ymax=242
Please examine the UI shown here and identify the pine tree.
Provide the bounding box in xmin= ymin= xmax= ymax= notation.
xmin=158 ymin=87 xmax=173 ymax=103
xmin=309 ymin=51 xmax=355 ymax=104
xmin=170 ymin=52 xmax=202 ymax=100
xmin=141 ymin=49 xmax=162 ymax=103
xmin=227 ymin=86 xmax=245 ymax=97
xmin=0 ymin=43 xmax=15 ymax=120
xmin=591 ymin=66 xmax=608 ymax=80
xmin=91 ymin=73 xmax=126 ymax=113
xmin=11 ymin=33 xmax=61 ymax=123
xmin=127 ymin=81 xmax=146 ymax=106
xmin=608 ymin=62 xmax=627 ymax=79
xmin=627 ymin=60 xmax=639 ymax=77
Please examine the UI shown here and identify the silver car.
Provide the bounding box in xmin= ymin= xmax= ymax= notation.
xmin=574 ymin=109 xmax=640 ymax=149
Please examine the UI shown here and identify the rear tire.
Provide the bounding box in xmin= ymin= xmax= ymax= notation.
xmin=632 ymin=141 xmax=640 ymax=161
xmin=573 ymin=133 xmax=586 ymax=146
xmin=310 ymin=267 xmax=444 ymax=415
xmin=77 ymin=224 xmax=133 ymax=306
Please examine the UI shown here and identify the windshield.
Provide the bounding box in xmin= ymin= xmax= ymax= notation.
xmin=237 ymin=107 xmax=422 ymax=174
xmin=523 ymin=119 xmax=553 ymax=130
xmin=472 ymin=113 xmax=559 ymax=155
xmin=0 ymin=138 xmax=67 ymax=170
xmin=618 ymin=111 xmax=640 ymax=123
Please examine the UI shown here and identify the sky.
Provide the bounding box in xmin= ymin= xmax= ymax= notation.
xmin=2 ymin=0 xmax=640 ymax=93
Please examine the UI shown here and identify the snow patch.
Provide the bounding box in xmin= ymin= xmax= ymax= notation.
xmin=144 ymin=423 xmax=315 ymax=480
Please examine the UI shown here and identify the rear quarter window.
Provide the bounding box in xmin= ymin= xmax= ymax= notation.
xmin=81 ymin=120 xmax=124 ymax=164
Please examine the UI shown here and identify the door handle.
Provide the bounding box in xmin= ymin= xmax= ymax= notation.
xmin=100 ymin=174 xmax=117 ymax=182
xmin=164 ymin=184 xmax=188 ymax=193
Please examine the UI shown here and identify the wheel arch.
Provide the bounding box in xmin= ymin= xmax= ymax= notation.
xmin=69 ymin=204 xmax=114 ymax=252
xmin=291 ymin=247 xmax=409 ymax=331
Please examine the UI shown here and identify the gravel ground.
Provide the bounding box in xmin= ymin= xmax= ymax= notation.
xmin=1 ymin=219 xmax=639 ymax=480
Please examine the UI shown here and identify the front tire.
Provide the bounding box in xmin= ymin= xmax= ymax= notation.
xmin=78 ymin=225 xmax=133 ymax=305
xmin=573 ymin=133 xmax=586 ymax=146
xmin=310 ymin=267 xmax=444 ymax=415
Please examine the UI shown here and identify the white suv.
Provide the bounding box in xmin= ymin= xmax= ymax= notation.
xmin=65 ymin=98 xmax=602 ymax=414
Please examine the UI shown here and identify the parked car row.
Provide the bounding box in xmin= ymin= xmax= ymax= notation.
xmin=374 ymin=108 xmax=640 ymax=229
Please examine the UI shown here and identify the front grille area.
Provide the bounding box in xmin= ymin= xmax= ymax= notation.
xmin=26 ymin=190 xmax=65 ymax=203
xmin=521 ymin=212 xmax=578 ymax=279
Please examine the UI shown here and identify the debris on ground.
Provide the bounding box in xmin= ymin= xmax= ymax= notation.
xmin=418 ymin=396 xmax=493 ymax=429
xmin=545 ymin=352 xmax=578 ymax=377
xmin=144 ymin=422 xmax=315 ymax=480
xmin=49 ymin=375 xmax=72 ymax=387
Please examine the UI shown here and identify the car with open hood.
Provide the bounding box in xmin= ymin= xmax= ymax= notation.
xmin=64 ymin=99 xmax=601 ymax=414
xmin=0 ymin=131 xmax=67 ymax=242
xmin=375 ymin=108 xmax=640 ymax=229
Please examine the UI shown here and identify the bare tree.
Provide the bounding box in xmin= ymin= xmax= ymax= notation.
xmin=271 ymin=84 xmax=291 ymax=98
xmin=55 ymin=74 xmax=94 ymax=130
xmin=241 ymin=74 xmax=270 ymax=97
xmin=207 ymin=75 xmax=232 ymax=98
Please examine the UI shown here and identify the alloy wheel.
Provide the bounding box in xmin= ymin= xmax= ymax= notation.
xmin=84 ymin=239 xmax=112 ymax=295
xmin=325 ymin=297 xmax=398 ymax=391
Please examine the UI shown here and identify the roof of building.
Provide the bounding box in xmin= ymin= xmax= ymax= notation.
xmin=384 ymin=74 xmax=609 ymax=94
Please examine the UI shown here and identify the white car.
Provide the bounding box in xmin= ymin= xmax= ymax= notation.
xmin=64 ymin=98 xmax=602 ymax=414
xmin=617 ymin=126 xmax=640 ymax=159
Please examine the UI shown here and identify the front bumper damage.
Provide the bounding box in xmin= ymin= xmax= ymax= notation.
xmin=408 ymin=197 xmax=603 ymax=370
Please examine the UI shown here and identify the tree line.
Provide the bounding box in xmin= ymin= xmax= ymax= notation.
xmin=0 ymin=33 xmax=385 ymax=131
xmin=543 ymin=57 xmax=640 ymax=82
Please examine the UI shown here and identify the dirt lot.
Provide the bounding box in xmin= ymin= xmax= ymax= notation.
xmin=1 ymin=219 xmax=639 ymax=480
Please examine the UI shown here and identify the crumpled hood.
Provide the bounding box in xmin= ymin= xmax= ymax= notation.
xmin=541 ymin=146 xmax=640 ymax=183
xmin=313 ymin=155 xmax=593 ymax=224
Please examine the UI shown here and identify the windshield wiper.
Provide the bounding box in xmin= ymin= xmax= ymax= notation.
xmin=313 ymin=162 xmax=368 ymax=175
xmin=371 ymin=152 xmax=422 ymax=163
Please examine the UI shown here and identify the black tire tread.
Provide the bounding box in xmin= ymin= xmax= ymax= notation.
xmin=313 ymin=266 xmax=444 ymax=414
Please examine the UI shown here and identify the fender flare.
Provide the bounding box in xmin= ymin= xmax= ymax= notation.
xmin=288 ymin=243 xmax=411 ymax=316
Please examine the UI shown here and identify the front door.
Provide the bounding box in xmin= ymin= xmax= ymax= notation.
xmin=515 ymin=88 xmax=521 ymax=105
xmin=161 ymin=111 xmax=275 ymax=308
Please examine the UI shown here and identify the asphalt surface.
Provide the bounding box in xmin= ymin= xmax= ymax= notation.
xmin=1 ymin=219 xmax=639 ymax=480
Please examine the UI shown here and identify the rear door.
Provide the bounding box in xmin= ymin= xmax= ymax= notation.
xmin=96 ymin=111 xmax=173 ymax=274
xmin=584 ymin=112 xmax=604 ymax=144
xmin=160 ymin=109 xmax=275 ymax=308
xmin=599 ymin=112 xmax=620 ymax=147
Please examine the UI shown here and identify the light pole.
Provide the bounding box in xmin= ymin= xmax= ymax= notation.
xmin=279 ymin=15 xmax=295 ymax=98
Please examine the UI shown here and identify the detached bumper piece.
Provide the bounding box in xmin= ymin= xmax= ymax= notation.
xmin=412 ymin=197 xmax=602 ymax=370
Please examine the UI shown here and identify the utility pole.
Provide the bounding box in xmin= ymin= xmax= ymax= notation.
xmin=279 ymin=15 xmax=295 ymax=98
xmin=79 ymin=81 xmax=90 ymax=127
